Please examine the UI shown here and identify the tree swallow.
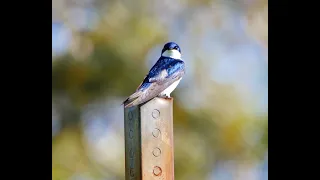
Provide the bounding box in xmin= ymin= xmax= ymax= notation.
xmin=123 ymin=42 xmax=185 ymax=108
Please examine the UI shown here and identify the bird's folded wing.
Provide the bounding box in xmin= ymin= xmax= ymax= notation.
xmin=149 ymin=69 xmax=168 ymax=83
xmin=141 ymin=69 xmax=185 ymax=98
xmin=124 ymin=59 xmax=185 ymax=107
xmin=124 ymin=71 xmax=183 ymax=108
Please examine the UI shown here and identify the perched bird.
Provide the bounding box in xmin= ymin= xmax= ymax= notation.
xmin=123 ymin=42 xmax=185 ymax=108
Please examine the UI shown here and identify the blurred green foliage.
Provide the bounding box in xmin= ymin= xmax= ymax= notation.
xmin=52 ymin=0 xmax=268 ymax=179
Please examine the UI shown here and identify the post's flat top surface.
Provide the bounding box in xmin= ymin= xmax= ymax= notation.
xmin=124 ymin=97 xmax=174 ymax=180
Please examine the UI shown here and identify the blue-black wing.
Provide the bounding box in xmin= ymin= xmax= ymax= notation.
xmin=123 ymin=57 xmax=185 ymax=107
xmin=138 ymin=57 xmax=185 ymax=90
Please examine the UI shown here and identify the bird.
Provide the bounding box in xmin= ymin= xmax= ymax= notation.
xmin=123 ymin=42 xmax=185 ymax=108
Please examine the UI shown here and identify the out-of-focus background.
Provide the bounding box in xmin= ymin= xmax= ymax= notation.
xmin=52 ymin=0 xmax=268 ymax=179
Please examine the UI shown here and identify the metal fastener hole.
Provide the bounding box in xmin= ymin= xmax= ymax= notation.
xmin=129 ymin=130 xmax=134 ymax=139
xmin=152 ymin=109 xmax=160 ymax=119
xmin=152 ymin=147 xmax=161 ymax=157
xmin=129 ymin=148 xmax=134 ymax=158
xmin=152 ymin=128 xmax=161 ymax=138
xmin=130 ymin=168 xmax=135 ymax=177
xmin=128 ymin=111 xmax=133 ymax=120
xmin=153 ymin=166 xmax=162 ymax=176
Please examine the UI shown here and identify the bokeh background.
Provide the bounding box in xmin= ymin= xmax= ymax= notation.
xmin=52 ymin=0 xmax=268 ymax=179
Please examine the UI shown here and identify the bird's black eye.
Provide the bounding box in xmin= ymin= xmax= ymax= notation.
xmin=173 ymin=46 xmax=178 ymax=50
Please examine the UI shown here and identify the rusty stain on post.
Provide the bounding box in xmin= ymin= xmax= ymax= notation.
xmin=124 ymin=97 xmax=174 ymax=180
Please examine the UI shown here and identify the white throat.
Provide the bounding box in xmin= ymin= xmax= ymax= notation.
xmin=162 ymin=49 xmax=181 ymax=59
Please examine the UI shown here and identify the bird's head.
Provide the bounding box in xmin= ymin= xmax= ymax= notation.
xmin=161 ymin=42 xmax=181 ymax=59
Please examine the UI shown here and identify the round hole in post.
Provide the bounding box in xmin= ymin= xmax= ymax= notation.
xmin=152 ymin=128 xmax=161 ymax=138
xmin=129 ymin=148 xmax=134 ymax=158
xmin=153 ymin=166 xmax=162 ymax=176
xmin=152 ymin=109 xmax=160 ymax=119
xmin=152 ymin=147 xmax=161 ymax=157
xmin=128 ymin=111 xmax=133 ymax=120
xmin=129 ymin=129 xmax=134 ymax=139
xmin=130 ymin=168 xmax=135 ymax=177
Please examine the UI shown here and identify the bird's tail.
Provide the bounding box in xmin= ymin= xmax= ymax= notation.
xmin=121 ymin=91 xmax=143 ymax=108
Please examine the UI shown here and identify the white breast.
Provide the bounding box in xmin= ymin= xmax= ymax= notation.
xmin=160 ymin=78 xmax=182 ymax=97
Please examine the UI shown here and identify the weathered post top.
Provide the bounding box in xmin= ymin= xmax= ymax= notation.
xmin=124 ymin=97 xmax=174 ymax=180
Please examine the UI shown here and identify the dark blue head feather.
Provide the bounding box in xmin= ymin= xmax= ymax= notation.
xmin=161 ymin=42 xmax=181 ymax=55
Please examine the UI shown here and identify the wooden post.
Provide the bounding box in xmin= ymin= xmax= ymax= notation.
xmin=124 ymin=97 xmax=174 ymax=180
